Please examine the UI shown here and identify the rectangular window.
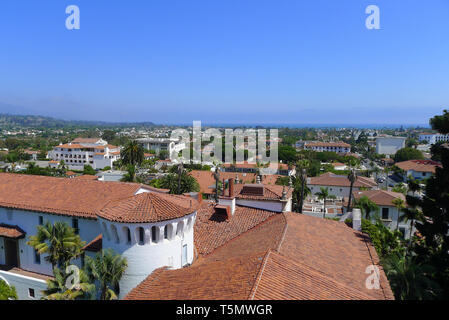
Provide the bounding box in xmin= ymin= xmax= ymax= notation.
xmin=38 ymin=216 xmax=43 ymax=225
xmin=29 ymin=288 xmax=35 ymax=298
xmin=382 ymin=208 xmax=389 ymax=220
xmin=34 ymin=250 xmax=41 ymax=264
xmin=72 ymin=218 xmax=79 ymax=235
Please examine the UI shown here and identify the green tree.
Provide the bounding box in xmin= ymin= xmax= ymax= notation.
xmin=43 ymin=267 xmax=95 ymax=300
xmin=404 ymin=110 xmax=449 ymax=298
xmin=83 ymin=165 xmax=96 ymax=175
xmin=392 ymin=197 xmax=406 ymax=231
xmin=354 ymin=195 xmax=379 ymax=220
xmin=27 ymin=221 xmax=85 ymax=271
xmin=101 ymin=130 xmax=116 ymax=143
xmin=0 ymin=279 xmax=18 ymax=300
xmin=121 ymin=141 xmax=144 ymax=166
xmin=85 ymin=249 xmax=128 ymax=300
xmin=315 ymin=187 xmax=335 ymax=218
xmin=382 ymin=252 xmax=440 ymax=300
xmin=394 ymin=147 xmax=424 ymax=162
xmin=161 ymin=171 xmax=200 ymax=195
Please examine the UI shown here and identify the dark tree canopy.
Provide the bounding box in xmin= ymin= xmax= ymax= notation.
xmin=394 ymin=147 xmax=424 ymax=162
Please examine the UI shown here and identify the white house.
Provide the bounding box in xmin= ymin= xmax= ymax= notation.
xmin=375 ymin=137 xmax=406 ymax=155
xmin=352 ymin=190 xmax=413 ymax=239
xmin=395 ymin=159 xmax=441 ymax=181
xmin=307 ymin=172 xmax=378 ymax=199
xmin=136 ymin=138 xmax=185 ymax=157
xmin=47 ymin=138 xmax=120 ymax=170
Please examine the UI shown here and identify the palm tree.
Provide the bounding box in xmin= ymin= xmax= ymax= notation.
xmin=120 ymin=141 xmax=144 ymax=166
xmin=392 ymin=198 xmax=406 ymax=232
xmin=315 ymin=187 xmax=336 ymax=218
xmin=120 ymin=164 xmax=137 ymax=182
xmin=384 ymin=166 xmax=391 ymax=189
xmin=382 ymin=252 xmax=440 ymax=300
xmin=346 ymin=169 xmax=356 ymax=212
xmin=85 ymin=249 xmax=128 ymax=300
xmin=27 ymin=221 xmax=85 ymax=271
xmin=400 ymin=207 xmax=422 ymax=246
xmin=354 ymin=195 xmax=379 ymax=220
xmin=407 ymin=176 xmax=421 ymax=196
xmin=43 ymin=267 xmax=95 ymax=300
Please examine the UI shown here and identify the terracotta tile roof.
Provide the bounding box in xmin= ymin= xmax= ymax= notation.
xmin=0 ymin=223 xmax=26 ymax=239
xmin=194 ymin=202 xmax=278 ymax=256
xmin=353 ymin=190 xmax=406 ymax=207
xmin=56 ymin=143 xmax=95 ymax=149
xmin=0 ymin=173 xmax=145 ymax=219
xmin=125 ymin=212 xmax=393 ymax=300
xmin=83 ymin=234 xmax=102 ymax=252
xmin=275 ymin=213 xmax=394 ymax=300
xmin=308 ymin=172 xmax=377 ymax=188
xmin=189 ymin=170 xmax=216 ymax=195
xmin=73 ymin=175 xmax=99 ymax=180
xmin=251 ymin=250 xmax=375 ymax=300
xmin=261 ymin=174 xmax=282 ymax=185
xmin=395 ymin=159 xmax=441 ymax=173
xmin=98 ymin=192 xmax=199 ymax=223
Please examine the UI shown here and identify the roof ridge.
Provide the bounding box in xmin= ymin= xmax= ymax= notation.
xmin=361 ymin=232 xmax=395 ymax=300
xmin=248 ymin=250 xmax=272 ymax=300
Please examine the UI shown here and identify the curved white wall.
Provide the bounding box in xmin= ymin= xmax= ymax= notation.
xmin=98 ymin=212 xmax=196 ymax=298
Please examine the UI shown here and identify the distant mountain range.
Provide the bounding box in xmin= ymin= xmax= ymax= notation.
xmin=0 ymin=113 xmax=155 ymax=128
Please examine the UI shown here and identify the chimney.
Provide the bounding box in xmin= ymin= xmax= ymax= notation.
xmin=229 ymin=179 xmax=234 ymax=198
xmin=352 ymin=208 xmax=362 ymax=231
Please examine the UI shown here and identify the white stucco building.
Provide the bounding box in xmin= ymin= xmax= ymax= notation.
xmin=352 ymin=190 xmax=413 ymax=239
xmin=418 ymin=132 xmax=449 ymax=144
xmin=47 ymin=138 xmax=120 ymax=170
xmin=307 ymin=172 xmax=378 ymax=199
xmin=395 ymin=159 xmax=441 ymax=181
xmin=303 ymin=141 xmax=351 ymax=153
xmin=0 ymin=173 xmax=197 ymax=300
xmin=375 ymin=136 xmax=406 ymax=155
xmin=136 ymin=138 xmax=185 ymax=157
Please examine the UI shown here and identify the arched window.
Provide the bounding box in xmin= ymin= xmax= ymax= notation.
xmin=151 ymin=226 xmax=157 ymax=243
xmin=102 ymin=222 xmax=110 ymax=241
xmin=187 ymin=217 xmax=192 ymax=230
xmin=137 ymin=227 xmax=145 ymax=245
xmin=176 ymin=221 xmax=184 ymax=238
xmin=111 ymin=225 xmax=119 ymax=244
xmin=123 ymin=227 xmax=131 ymax=244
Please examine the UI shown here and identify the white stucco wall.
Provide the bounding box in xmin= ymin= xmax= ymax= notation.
xmin=0 ymin=207 xmax=99 ymax=276
xmin=0 ymin=270 xmax=47 ymax=300
xmin=98 ymin=212 xmax=196 ymax=299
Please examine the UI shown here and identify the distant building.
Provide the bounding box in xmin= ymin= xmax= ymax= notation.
xmin=395 ymin=159 xmax=441 ymax=181
xmin=47 ymin=138 xmax=120 ymax=170
xmin=375 ymin=137 xmax=406 ymax=155
xmin=136 ymin=138 xmax=185 ymax=157
xmin=307 ymin=172 xmax=378 ymax=198
xmin=352 ymin=190 xmax=412 ymax=239
xmin=418 ymin=132 xmax=449 ymax=144
xmin=303 ymin=141 xmax=351 ymax=153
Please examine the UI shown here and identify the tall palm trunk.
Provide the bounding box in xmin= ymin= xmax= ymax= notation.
xmin=322 ymin=197 xmax=326 ymax=219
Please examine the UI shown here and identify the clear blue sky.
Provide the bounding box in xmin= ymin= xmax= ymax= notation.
xmin=0 ymin=0 xmax=448 ymax=125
